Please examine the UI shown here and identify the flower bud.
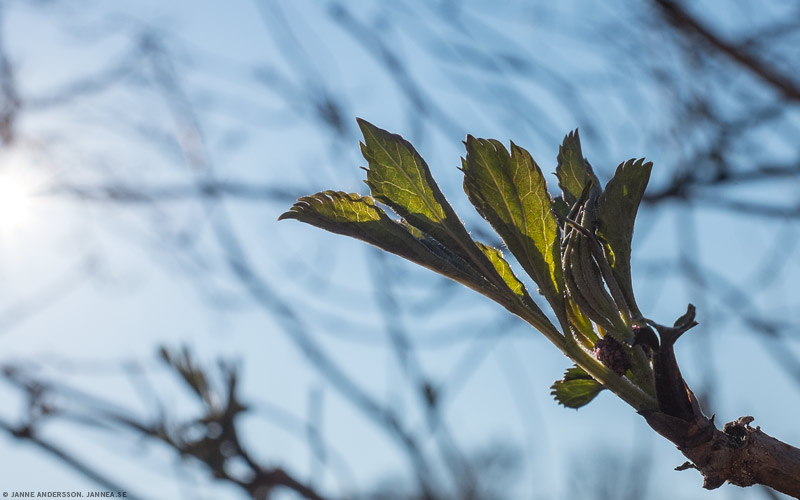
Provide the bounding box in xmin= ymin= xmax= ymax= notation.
xmin=593 ymin=335 xmax=631 ymax=375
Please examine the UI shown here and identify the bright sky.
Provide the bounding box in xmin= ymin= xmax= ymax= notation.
xmin=0 ymin=1 xmax=798 ymax=499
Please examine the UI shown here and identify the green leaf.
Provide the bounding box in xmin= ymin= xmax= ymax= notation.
xmin=462 ymin=138 xmax=564 ymax=319
xmin=563 ymin=229 xmax=624 ymax=334
xmin=280 ymin=191 xmax=485 ymax=287
xmin=551 ymin=196 xmax=570 ymax=223
xmin=595 ymin=158 xmax=653 ymax=319
xmin=475 ymin=243 xmax=526 ymax=298
xmin=358 ymin=119 xmax=476 ymax=264
xmin=357 ymin=120 xmax=549 ymax=313
xmin=565 ymin=296 xmax=597 ymax=347
xmin=556 ymin=130 xmax=590 ymax=206
xmin=281 ymin=189 xmax=565 ymax=339
xmin=280 ymin=190 xmax=419 ymax=251
xmin=550 ymin=365 xmax=605 ymax=409
xmin=476 ymin=242 xmax=555 ymax=329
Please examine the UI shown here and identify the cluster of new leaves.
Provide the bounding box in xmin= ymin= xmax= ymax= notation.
xmin=280 ymin=120 xmax=657 ymax=412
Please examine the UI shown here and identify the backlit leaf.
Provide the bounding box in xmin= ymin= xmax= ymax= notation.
xmin=357 ymin=120 xmax=529 ymax=301
xmin=556 ymin=130 xmax=589 ymax=206
xmin=476 ymin=242 xmax=555 ymax=329
xmin=550 ymin=365 xmax=605 ymax=409
xmin=462 ymin=138 xmax=564 ymax=320
xmin=358 ymin=119 xmax=477 ymax=264
xmin=279 ymin=191 xmax=488 ymax=290
xmin=595 ymin=158 xmax=653 ymax=319
xmin=551 ymin=196 xmax=570 ymax=225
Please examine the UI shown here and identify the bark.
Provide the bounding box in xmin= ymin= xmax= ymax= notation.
xmin=642 ymin=316 xmax=800 ymax=497
xmin=640 ymin=314 xmax=800 ymax=497
xmin=642 ymin=412 xmax=800 ymax=497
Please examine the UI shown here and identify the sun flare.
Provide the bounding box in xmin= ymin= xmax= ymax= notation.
xmin=0 ymin=174 xmax=33 ymax=231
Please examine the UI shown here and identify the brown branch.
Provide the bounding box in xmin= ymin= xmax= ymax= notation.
xmin=641 ymin=316 xmax=800 ymax=497
xmin=642 ymin=412 xmax=800 ymax=497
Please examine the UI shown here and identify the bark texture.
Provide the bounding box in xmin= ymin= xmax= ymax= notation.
xmin=642 ymin=315 xmax=800 ymax=497
xmin=642 ymin=412 xmax=800 ymax=497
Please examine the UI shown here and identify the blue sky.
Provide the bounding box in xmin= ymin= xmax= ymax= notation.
xmin=0 ymin=1 xmax=799 ymax=499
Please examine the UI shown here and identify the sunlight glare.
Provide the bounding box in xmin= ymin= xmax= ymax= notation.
xmin=0 ymin=174 xmax=33 ymax=231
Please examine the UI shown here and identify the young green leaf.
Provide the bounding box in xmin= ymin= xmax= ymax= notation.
xmin=357 ymin=119 xmax=523 ymax=304
xmin=279 ymin=190 xmax=421 ymax=251
xmin=550 ymin=365 xmax=605 ymax=409
xmin=565 ymin=296 xmax=598 ymax=349
xmin=595 ymin=158 xmax=653 ymax=319
xmin=551 ymin=196 xmax=571 ymax=225
xmin=476 ymin=242 xmax=557 ymax=332
xmin=462 ymin=138 xmax=565 ymax=321
xmin=358 ymin=119 xmax=475 ymax=262
xmin=476 ymin=242 xmax=528 ymax=300
xmin=280 ymin=125 xmax=662 ymax=413
xmin=556 ymin=130 xmax=590 ymax=206
xmin=279 ymin=191 xmax=487 ymax=291
xmin=563 ymin=230 xmax=623 ymax=334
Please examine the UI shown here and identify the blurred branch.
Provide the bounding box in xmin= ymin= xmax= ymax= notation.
xmin=253 ymin=1 xmax=349 ymax=138
xmin=696 ymin=196 xmax=800 ymax=218
xmin=644 ymin=160 xmax=800 ymax=217
xmin=0 ymin=257 xmax=97 ymax=335
xmin=677 ymin=256 xmax=800 ymax=386
xmin=369 ymin=252 xmax=478 ymax=499
xmin=1 ymin=351 xmax=331 ymax=500
xmin=140 ymin=34 xmax=443 ymax=499
xmin=0 ymin=416 xmax=144 ymax=499
xmin=48 ymin=181 xmax=299 ymax=204
xmin=209 ymin=212 xmax=442 ymax=500
xmin=329 ymin=2 xmax=462 ymax=137
xmin=0 ymin=1 xmax=20 ymax=145
xmin=652 ymin=0 xmax=800 ymax=101
xmin=25 ymin=55 xmax=140 ymax=110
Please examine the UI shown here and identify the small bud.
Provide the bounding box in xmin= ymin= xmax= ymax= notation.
xmin=593 ymin=335 xmax=631 ymax=375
